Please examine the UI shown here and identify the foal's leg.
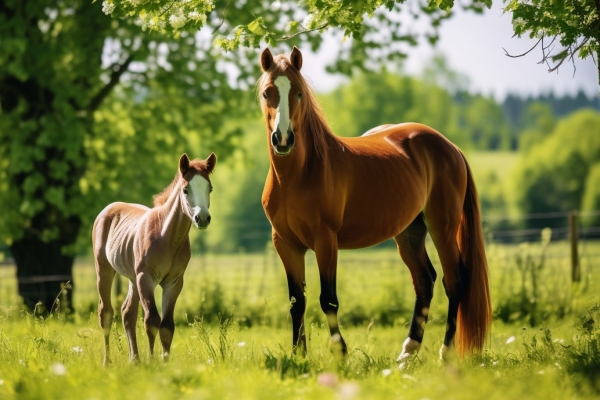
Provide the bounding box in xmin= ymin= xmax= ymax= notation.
xmin=136 ymin=270 xmax=161 ymax=358
xmin=273 ymin=232 xmax=307 ymax=355
xmin=394 ymin=215 xmax=437 ymax=364
xmin=96 ymin=259 xmax=115 ymax=367
xmin=121 ymin=281 xmax=141 ymax=363
xmin=314 ymin=232 xmax=347 ymax=355
xmin=159 ymin=277 xmax=184 ymax=362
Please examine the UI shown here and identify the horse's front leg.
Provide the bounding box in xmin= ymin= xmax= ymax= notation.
xmin=159 ymin=277 xmax=184 ymax=362
xmin=273 ymin=231 xmax=307 ymax=356
xmin=314 ymin=232 xmax=347 ymax=356
xmin=136 ymin=270 xmax=160 ymax=359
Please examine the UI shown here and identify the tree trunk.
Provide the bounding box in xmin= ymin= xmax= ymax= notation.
xmin=10 ymin=217 xmax=81 ymax=314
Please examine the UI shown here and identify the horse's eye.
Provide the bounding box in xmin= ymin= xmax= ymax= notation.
xmin=262 ymin=92 xmax=268 ymax=99
xmin=183 ymin=188 xmax=188 ymax=195
xmin=297 ymin=92 xmax=302 ymax=100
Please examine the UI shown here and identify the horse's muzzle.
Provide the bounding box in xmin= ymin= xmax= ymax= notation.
xmin=271 ymin=128 xmax=295 ymax=155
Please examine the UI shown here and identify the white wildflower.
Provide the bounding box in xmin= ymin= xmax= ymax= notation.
xmin=506 ymin=336 xmax=516 ymax=344
xmin=72 ymin=346 xmax=83 ymax=354
xmin=0 ymin=379 xmax=4 ymax=385
xmin=102 ymin=1 xmax=116 ymax=15
xmin=271 ymin=1 xmax=282 ymax=11
xmin=382 ymin=369 xmax=392 ymax=377
xmin=337 ymin=382 xmax=360 ymax=399
xmin=51 ymin=363 xmax=67 ymax=376
xmin=237 ymin=341 xmax=246 ymax=347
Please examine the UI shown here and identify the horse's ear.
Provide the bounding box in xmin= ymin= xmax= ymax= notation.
xmin=290 ymin=46 xmax=302 ymax=71
xmin=179 ymin=153 xmax=190 ymax=174
xmin=206 ymin=152 xmax=217 ymax=174
xmin=261 ymin=48 xmax=274 ymax=72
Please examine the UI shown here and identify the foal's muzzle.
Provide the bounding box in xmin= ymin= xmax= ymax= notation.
xmin=192 ymin=207 xmax=211 ymax=229
xmin=271 ymin=127 xmax=295 ymax=156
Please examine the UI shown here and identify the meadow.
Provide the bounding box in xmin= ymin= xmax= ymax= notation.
xmin=1 ymin=237 xmax=600 ymax=399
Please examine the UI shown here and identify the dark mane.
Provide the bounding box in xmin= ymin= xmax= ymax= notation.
xmin=152 ymin=159 xmax=211 ymax=207
xmin=257 ymin=55 xmax=338 ymax=160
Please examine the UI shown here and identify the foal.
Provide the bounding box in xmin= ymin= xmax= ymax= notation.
xmin=92 ymin=153 xmax=216 ymax=365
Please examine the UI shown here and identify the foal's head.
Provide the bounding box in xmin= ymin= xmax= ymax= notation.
xmin=257 ymin=47 xmax=309 ymax=157
xmin=178 ymin=153 xmax=216 ymax=229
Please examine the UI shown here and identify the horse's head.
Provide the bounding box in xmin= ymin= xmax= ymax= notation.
xmin=179 ymin=152 xmax=216 ymax=229
xmin=257 ymin=47 xmax=306 ymax=156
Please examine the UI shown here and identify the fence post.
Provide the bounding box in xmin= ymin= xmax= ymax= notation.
xmin=569 ymin=210 xmax=580 ymax=283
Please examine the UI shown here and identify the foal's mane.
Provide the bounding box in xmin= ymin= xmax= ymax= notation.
xmin=152 ymin=159 xmax=209 ymax=207
xmin=257 ymin=55 xmax=337 ymax=160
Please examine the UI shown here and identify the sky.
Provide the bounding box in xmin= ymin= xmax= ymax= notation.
xmin=299 ymin=2 xmax=598 ymax=101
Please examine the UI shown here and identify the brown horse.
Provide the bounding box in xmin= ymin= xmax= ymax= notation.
xmin=92 ymin=153 xmax=216 ymax=366
xmin=257 ymin=47 xmax=491 ymax=363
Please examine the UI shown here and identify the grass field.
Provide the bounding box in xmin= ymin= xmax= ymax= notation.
xmin=1 ymin=239 xmax=600 ymax=399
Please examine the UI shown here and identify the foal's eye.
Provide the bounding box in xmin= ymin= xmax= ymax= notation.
xmin=297 ymin=92 xmax=302 ymax=100
xmin=262 ymin=92 xmax=268 ymax=99
xmin=183 ymin=188 xmax=188 ymax=195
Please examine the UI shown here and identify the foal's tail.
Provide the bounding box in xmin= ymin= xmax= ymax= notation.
xmin=455 ymin=154 xmax=492 ymax=357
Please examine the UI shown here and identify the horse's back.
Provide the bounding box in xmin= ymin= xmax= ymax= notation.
xmin=93 ymin=202 xmax=150 ymax=278
xmin=332 ymin=123 xmax=467 ymax=248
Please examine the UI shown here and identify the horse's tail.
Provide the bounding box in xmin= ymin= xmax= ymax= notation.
xmin=455 ymin=153 xmax=492 ymax=357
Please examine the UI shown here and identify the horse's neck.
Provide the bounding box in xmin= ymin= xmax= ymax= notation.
xmin=269 ymin=126 xmax=338 ymax=184
xmin=158 ymin=189 xmax=191 ymax=246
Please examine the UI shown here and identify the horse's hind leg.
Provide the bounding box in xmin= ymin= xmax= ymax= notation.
xmin=121 ymin=281 xmax=141 ymax=363
xmin=424 ymin=195 xmax=465 ymax=360
xmin=394 ymin=214 xmax=437 ymax=365
xmin=136 ymin=269 xmax=160 ymax=359
xmin=96 ymin=258 xmax=115 ymax=367
xmin=159 ymin=277 xmax=184 ymax=362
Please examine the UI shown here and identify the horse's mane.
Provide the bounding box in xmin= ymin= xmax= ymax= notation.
xmin=257 ymin=55 xmax=337 ymax=160
xmin=152 ymin=159 xmax=209 ymax=207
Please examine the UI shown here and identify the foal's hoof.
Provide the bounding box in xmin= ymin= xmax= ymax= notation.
xmin=129 ymin=355 xmax=141 ymax=365
xmin=162 ymin=352 xmax=170 ymax=363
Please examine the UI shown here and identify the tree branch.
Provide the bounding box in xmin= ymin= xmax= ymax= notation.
xmin=86 ymin=55 xmax=134 ymax=113
xmin=211 ymin=0 xmax=231 ymax=34
xmin=277 ymin=23 xmax=330 ymax=41
xmin=502 ymin=38 xmax=542 ymax=58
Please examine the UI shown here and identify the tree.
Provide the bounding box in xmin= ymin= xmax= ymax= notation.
xmin=512 ymin=109 xmax=600 ymax=229
xmin=504 ymin=0 xmax=600 ymax=89
xmin=0 ymin=0 xmax=246 ymax=311
xmin=104 ymin=0 xmax=492 ymax=72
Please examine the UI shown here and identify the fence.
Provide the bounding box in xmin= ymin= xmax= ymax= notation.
xmin=0 ymin=210 xmax=599 ymax=320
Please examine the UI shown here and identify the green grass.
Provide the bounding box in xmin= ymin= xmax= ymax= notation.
xmin=1 ymin=240 xmax=600 ymax=399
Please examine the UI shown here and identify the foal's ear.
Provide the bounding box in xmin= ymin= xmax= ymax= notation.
xmin=261 ymin=48 xmax=274 ymax=72
xmin=206 ymin=152 xmax=217 ymax=174
xmin=179 ymin=153 xmax=190 ymax=174
xmin=290 ymin=46 xmax=302 ymax=71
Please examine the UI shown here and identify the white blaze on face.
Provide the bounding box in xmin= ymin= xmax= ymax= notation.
xmin=273 ymin=75 xmax=292 ymax=145
xmin=185 ymin=175 xmax=211 ymax=227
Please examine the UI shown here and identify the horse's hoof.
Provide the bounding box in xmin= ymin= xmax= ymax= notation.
xmin=129 ymin=355 xmax=140 ymax=365
xmin=162 ymin=352 xmax=170 ymax=363
xmin=439 ymin=344 xmax=455 ymax=363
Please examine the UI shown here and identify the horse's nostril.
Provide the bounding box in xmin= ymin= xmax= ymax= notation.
xmin=194 ymin=214 xmax=200 ymax=223
xmin=207 ymin=215 xmax=211 ymax=223
xmin=271 ymin=131 xmax=279 ymax=146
